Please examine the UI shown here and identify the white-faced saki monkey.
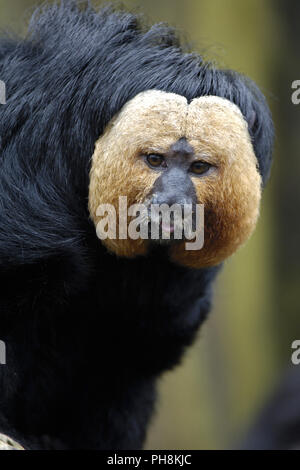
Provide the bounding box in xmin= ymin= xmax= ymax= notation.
xmin=0 ymin=2 xmax=273 ymax=450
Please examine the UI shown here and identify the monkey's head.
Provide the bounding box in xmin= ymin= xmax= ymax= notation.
xmin=89 ymin=89 xmax=269 ymax=268
xmin=9 ymin=3 xmax=272 ymax=270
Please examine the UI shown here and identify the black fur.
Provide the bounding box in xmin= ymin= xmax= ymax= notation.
xmin=0 ymin=1 xmax=273 ymax=449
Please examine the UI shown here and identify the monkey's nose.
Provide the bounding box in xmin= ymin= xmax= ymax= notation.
xmin=152 ymin=193 xmax=194 ymax=207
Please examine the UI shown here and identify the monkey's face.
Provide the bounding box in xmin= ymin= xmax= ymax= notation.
xmin=89 ymin=90 xmax=261 ymax=268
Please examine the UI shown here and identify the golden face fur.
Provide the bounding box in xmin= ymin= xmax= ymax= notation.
xmin=88 ymin=90 xmax=262 ymax=268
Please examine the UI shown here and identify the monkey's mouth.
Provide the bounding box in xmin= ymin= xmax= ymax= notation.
xmin=161 ymin=221 xmax=175 ymax=234
xmin=147 ymin=212 xmax=187 ymax=244
xmin=141 ymin=198 xmax=198 ymax=245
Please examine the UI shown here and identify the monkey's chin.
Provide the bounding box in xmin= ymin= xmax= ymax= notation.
xmin=97 ymin=199 xmax=261 ymax=267
xmin=149 ymin=236 xmax=183 ymax=247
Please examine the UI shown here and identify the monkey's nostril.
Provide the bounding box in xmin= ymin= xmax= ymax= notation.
xmin=151 ymin=193 xmax=192 ymax=208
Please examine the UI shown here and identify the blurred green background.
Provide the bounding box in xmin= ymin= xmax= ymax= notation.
xmin=1 ymin=0 xmax=299 ymax=450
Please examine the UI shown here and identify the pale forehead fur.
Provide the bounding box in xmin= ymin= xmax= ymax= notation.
xmin=101 ymin=89 xmax=256 ymax=165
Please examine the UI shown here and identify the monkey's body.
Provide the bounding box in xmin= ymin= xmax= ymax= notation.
xmin=0 ymin=3 xmax=273 ymax=449
xmin=1 ymin=243 xmax=218 ymax=449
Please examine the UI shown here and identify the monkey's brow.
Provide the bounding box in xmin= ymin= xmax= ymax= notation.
xmin=169 ymin=137 xmax=194 ymax=155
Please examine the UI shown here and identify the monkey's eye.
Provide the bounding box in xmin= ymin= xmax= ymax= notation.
xmin=190 ymin=161 xmax=212 ymax=176
xmin=146 ymin=154 xmax=165 ymax=169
